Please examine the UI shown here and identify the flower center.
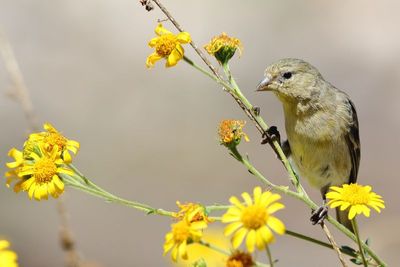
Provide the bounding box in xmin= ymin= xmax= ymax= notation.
xmin=33 ymin=158 xmax=57 ymax=184
xmin=240 ymin=205 xmax=268 ymax=230
xmin=44 ymin=133 xmax=67 ymax=150
xmin=172 ymin=221 xmax=191 ymax=243
xmin=341 ymin=184 xmax=370 ymax=205
xmin=155 ymin=35 xmax=177 ymax=57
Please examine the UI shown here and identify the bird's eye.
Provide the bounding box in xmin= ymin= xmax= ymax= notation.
xmin=283 ymin=72 xmax=292 ymax=79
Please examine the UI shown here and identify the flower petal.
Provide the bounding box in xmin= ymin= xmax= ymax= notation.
xmin=245 ymin=229 xmax=256 ymax=253
xmin=146 ymin=52 xmax=163 ymax=68
xmin=155 ymin=23 xmax=172 ymax=36
xmin=267 ymin=216 xmax=285 ymax=235
xmin=176 ymin=32 xmax=191 ymax=43
xmin=224 ymin=222 xmax=243 ymax=236
xmin=232 ymin=227 xmax=247 ymax=249
xmin=166 ymin=46 xmax=183 ymax=67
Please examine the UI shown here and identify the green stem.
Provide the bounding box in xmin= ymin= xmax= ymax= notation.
xmin=206 ymin=205 xmax=232 ymax=212
xmin=266 ymin=245 xmax=274 ymax=267
xmin=229 ymin=146 xmax=303 ymax=202
xmin=61 ymin=174 xmax=174 ymax=217
xmin=286 ymin=230 xmax=357 ymax=257
xmin=229 ymin=146 xmax=386 ymax=266
xmin=352 ymin=218 xmax=368 ymax=267
xmin=221 ymin=63 xmax=307 ymax=197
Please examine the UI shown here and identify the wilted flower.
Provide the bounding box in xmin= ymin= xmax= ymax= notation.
xmin=174 ymin=201 xmax=212 ymax=224
xmin=28 ymin=123 xmax=80 ymax=163
xmin=226 ymin=250 xmax=254 ymax=267
xmin=218 ymin=120 xmax=249 ymax=148
xmin=204 ymin=33 xmax=243 ymax=64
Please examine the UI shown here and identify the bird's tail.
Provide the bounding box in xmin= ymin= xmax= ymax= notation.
xmin=336 ymin=208 xmax=354 ymax=233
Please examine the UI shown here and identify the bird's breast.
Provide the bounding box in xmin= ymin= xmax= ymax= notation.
xmin=284 ymin=108 xmax=352 ymax=189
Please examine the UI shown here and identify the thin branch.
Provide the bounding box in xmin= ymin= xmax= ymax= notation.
xmin=0 ymin=27 xmax=84 ymax=267
xmin=321 ymin=222 xmax=348 ymax=267
xmin=0 ymin=28 xmax=38 ymax=131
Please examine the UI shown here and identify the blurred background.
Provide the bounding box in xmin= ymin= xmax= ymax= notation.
xmin=1 ymin=0 xmax=399 ymax=266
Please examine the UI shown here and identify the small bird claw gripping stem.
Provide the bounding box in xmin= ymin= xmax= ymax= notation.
xmin=310 ymin=205 xmax=329 ymax=225
xmin=261 ymin=126 xmax=281 ymax=146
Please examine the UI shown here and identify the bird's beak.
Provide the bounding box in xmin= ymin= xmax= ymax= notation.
xmin=256 ymin=75 xmax=271 ymax=91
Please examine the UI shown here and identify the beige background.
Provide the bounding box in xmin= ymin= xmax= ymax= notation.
xmin=1 ymin=0 xmax=399 ymax=266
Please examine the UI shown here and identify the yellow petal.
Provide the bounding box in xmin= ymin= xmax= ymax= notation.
xmin=53 ymin=175 xmax=65 ymax=191
xmin=163 ymin=241 xmax=174 ymax=254
xmin=21 ymin=178 xmax=35 ymax=191
xmin=339 ymin=202 xmax=350 ymax=211
xmin=155 ymin=23 xmax=172 ymax=36
xmin=222 ymin=213 xmax=240 ymax=223
xmin=176 ymin=32 xmax=191 ymax=43
xmin=245 ymin=229 xmax=256 ymax=253
xmin=260 ymin=193 xmax=281 ymax=207
xmin=178 ymin=241 xmax=188 ymax=260
xmin=148 ymin=37 xmax=159 ymax=47
xmin=166 ymin=47 xmax=183 ymax=67
xmin=255 ymin=229 xmax=266 ymax=250
xmin=224 ymin=222 xmax=243 ymax=236
xmin=259 ymin=225 xmax=274 ymax=244
xmin=267 ymin=203 xmax=285 ymax=214
xmin=63 ymin=150 xmax=72 ymax=163
xmin=232 ymin=228 xmax=247 ymax=249
xmin=253 ymin=187 xmax=262 ymax=203
xmin=28 ymin=182 xmax=36 ymax=199
xmin=241 ymin=192 xmax=253 ymax=206
xmin=267 ymin=216 xmax=285 ymax=235
xmin=34 ymin=185 xmax=42 ymax=200
xmin=67 ymin=140 xmax=80 ymax=151
xmin=146 ymin=52 xmax=163 ymax=68
xmin=348 ymin=206 xmax=357 ymax=220
xmin=229 ymin=196 xmax=244 ymax=209
xmin=0 ymin=240 xmax=10 ymax=250
xmin=171 ymin=246 xmax=179 ymax=262
xmin=361 ymin=205 xmax=371 ymax=217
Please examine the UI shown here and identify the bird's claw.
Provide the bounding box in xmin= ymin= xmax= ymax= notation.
xmin=310 ymin=205 xmax=328 ymax=225
xmin=261 ymin=126 xmax=281 ymax=146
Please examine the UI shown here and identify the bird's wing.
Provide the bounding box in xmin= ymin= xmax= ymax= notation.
xmin=345 ymin=99 xmax=360 ymax=183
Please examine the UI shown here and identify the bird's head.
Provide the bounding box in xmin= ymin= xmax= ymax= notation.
xmin=257 ymin=58 xmax=323 ymax=104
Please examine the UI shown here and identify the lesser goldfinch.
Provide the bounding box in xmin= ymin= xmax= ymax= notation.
xmin=256 ymin=58 xmax=360 ymax=232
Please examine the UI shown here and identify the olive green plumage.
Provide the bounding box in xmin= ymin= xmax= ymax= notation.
xmin=257 ymin=58 xmax=360 ymax=232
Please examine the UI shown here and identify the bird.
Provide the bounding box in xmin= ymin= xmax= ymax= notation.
xmin=256 ymin=58 xmax=360 ymax=232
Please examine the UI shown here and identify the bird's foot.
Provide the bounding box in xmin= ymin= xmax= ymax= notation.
xmin=310 ymin=205 xmax=328 ymax=225
xmin=261 ymin=126 xmax=281 ymax=146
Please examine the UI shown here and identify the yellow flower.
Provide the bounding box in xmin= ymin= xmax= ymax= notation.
xmin=0 ymin=240 xmax=18 ymax=267
xmin=326 ymin=183 xmax=385 ymax=220
xmin=226 ymin=250 xmax=254 ymax=267
xmin=28 ymin=123 xmax=80 ymax=163
xmin=204 ymin=33 xmax=243 ymax=64
xmin=163 ymin=211 xmax=208 ymax=262
xmin=174 ymin=201 xmax=212 ymax=224
xmin=146 ymin=23 xmax=191 ymax=68
xmin=218 ymin=120 xmax=249 ymax=147
xmin=175 ymin=228 xmax=230 ymax=267
xmin=222 ymin=187 xmax=285 ymax=253
xmin=6 ymin=144 xmax=73 ymax=200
